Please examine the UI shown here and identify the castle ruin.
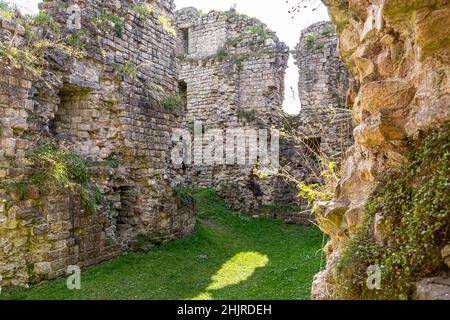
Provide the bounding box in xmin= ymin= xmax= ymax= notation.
xmin=0 ymin=0 xmax=351 ymax=287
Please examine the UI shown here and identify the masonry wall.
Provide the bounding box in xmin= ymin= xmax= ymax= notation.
xmin=294 ymin=21 xmax=353 ymax=164
xmin=175 ymin=8 xmax=290 ymax=213
xmin=0 ymin=0 xmax=195 ymax=287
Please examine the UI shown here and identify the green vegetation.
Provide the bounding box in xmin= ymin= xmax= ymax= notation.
xmin=304 ymin=33 xmax=317 ymax=49
xmin=131 ymin=3 xmax=153 ymax=21
xmin=215 ymin=47 xmax=229 ymax=61
xmin=211 ymin=9 xmax=239 ymax=18
xmin=226 ymin=25 xmax=271 ymax=48
xmin=315 ymin=44 xmax=325 ymax=50
xmin=27 ymin=143 xmax=104 ymax=210
xmin=0 ymin=0 xmax=14 ymax=20
xmin=173 ymin=185 xmax=196 ymax=209
xmin=161 ymin=93 xmax=186 ymax=111
xmin=100 ymin=100 xmax=121 ymax=115
xmin=92 ymin=11 xmax=124 ymax=37
xmin=0 ymin=143 xmax=114 ymax=210
xmin=321 ymin=25 xmax=335 ymax=36
xmin=158 ymin=15 xmax=176 ymax=37
xmin=229 ymin=50 xmax=275 ymax=66
xmin=336 ymin=125 xmax=450 ymax=300
xmin=259 ymin=204 xmax=300 ymax=214
xmin=0 ymin=39 xmax=84 ymax=76
xmin=0 ymin=188 xmax=323 ymax=300
xmin=88 ymin=152 xmax=121 ymax=169
xmin=236 ymin=108 xmax=257 ymax=123
xmin=65 ymin=30 xmax=87 ymax=51
xmin=114 ymin=63 xmax=138 ymax=78
xmin=0 ymin=4 xmax=84 ymax=76
xmin=33 ymin=12 xmax=59 ymax=34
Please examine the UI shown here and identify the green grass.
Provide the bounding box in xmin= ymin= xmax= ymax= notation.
xmin=1 ymin=188 xmax=324 ymax=300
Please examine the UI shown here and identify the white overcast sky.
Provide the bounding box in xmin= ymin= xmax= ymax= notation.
xmin=7 ymin=0 xmax=330 ymax=114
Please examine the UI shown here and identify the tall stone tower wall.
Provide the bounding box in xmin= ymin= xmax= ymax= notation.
xmin=294 ymin=21 xmax=353 ymax=162
xmin=175 ymin=8 xmax=290 ymax=212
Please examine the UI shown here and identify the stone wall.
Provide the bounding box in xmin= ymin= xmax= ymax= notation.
xmin=312 ymin=0 xmax=450 ymax=300
xmin=175 ymin=8 xmax=290 ymax=213
xmin=0 ymin=0 xmax=195 ymax=287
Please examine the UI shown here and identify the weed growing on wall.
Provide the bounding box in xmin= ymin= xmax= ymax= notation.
xmin=113 ymin=62 xmax=138 ymax=78
xmin=304 ymin=33 xmax=317 ymax=49
xmin=236 ymin=108 xmax=257 ymax=124
xmin=253 ymin=108 xmax=350 ymax=215
xmin=0 ymin=4 xmax=84 ymax=76
xmin=161 ymin=94 xmax=186 ymax=111
xmin=25 ymin=143 xmax=105 ymax=210
xmin=335 ymin=125 xmax=450 ymax=300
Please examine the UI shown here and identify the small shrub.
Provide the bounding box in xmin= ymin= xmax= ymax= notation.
xmin=161 ymin=94 xmax=185 ymax=111
xmin=0 ymin=1 xmax=14 ymax=20
xmin=92 ymin=11 xmax=124 ymax=37
xmin=114 ymin=63 xmax=138 ymax=78
xmin=173 ymin=185 xmax=197 ymax=209
xmin=315 ymin=43 xmax=325 ymax=50
xmin=0 ymin=37 xmax=84 ymax=76
xmin=321 ymin=25 xmax=335 ymax=36
xmin=27 ymin=143 xmax=104 ymax=210
xmin=248 ymin=25 xmax=270 ymax=39
xmin=65 ymin=30 xmax=87 ymax=51
xmin=33 ymin=12 xmax=59 ymax=34
xmin=132 ymin=3 xmax=153 ymax=20
xmin=215 ymin=47 xmax=229 ymax=61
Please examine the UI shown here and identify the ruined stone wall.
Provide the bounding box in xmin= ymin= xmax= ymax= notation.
xmin=175 ymin=8 xmax=290 ymax=212
xmin=294 ymin=21 xmax=352 ymax=161
xmin=270 ymin=21 xmax=353 ymax=211
xmin=0 ymin=0 xmax=195 ymax=287
xmin=312 ymin=0 xmax=450 ymax=300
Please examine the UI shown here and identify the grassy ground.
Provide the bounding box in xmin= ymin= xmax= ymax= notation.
xmin=1 ymin=188 xmax=324 ymax=300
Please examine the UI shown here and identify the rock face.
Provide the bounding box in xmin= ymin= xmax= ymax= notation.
xmin=312 ymin=0 xmax=450 ymax=300
xmin=0 ymin=0 xmax=195 ymax=286
xmin=0 ymin=1 xmax=353 ymax=287
xmin=290 ymin=21 xmax=353 ymax=196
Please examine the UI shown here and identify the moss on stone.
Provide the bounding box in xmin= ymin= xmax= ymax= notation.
xmin=335 ymin=124 xmax=450 ymax=299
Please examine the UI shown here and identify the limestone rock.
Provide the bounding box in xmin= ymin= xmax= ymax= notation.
xmin=415 ymin=274 xmax=450 ymax=300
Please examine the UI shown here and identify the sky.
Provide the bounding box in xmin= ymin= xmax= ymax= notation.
xmin=6 ymin=0 xmax=330 ymax=114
